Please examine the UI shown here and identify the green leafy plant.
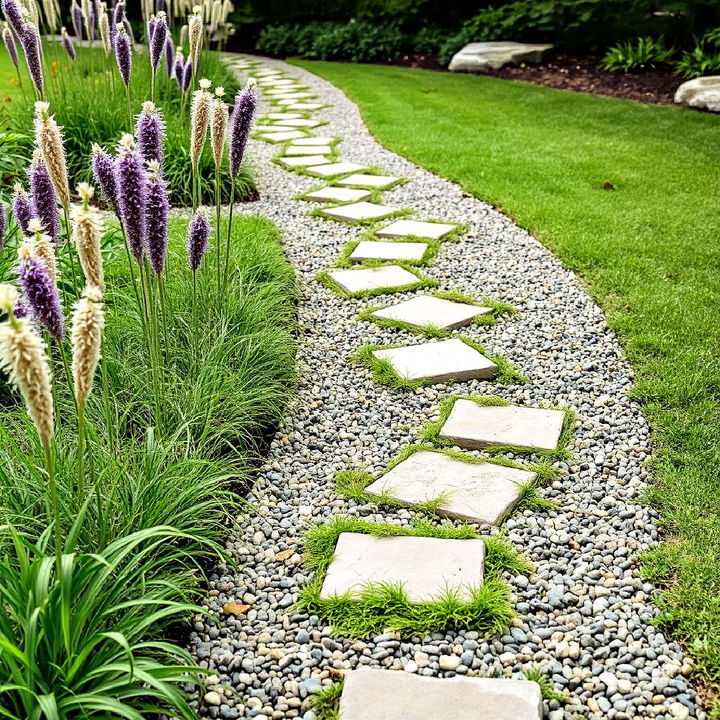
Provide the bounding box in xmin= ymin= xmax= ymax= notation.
xmin=602 ymin=37 xmax=674 ymax=72
xmin=675 ymin=29 xmax=720 ymax=77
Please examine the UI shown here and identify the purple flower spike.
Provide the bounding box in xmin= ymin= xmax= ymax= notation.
xmin=154 ymin=0 xmax=164 ymax=14
xmin=174 ymin=52 xmax=184 ymax=85
xmin=0 ymin=202 xmax=5 ymax=252
xmin=122 ymin=17 xmax=132 ymax=41
xmin=110 ymin=0 xmax=123 ymax=47
xmin=3 ymin=22 xmax=18 ymax=68
xmin=181 ymin=57 xmax=192 ymax=93
xmin=187 ymin=210 xmax=210 ymax=273
xmin=147 ymin=14 xmax=156 ymax=44
xmin=136 ymin=101 xmax=164 ymax=167
xmin=92 ymin=0 xmax=100 ymax=32
xmin=149 ymin=15 xmax=166 ymax=70
xmin=91 ymin=143 xmax=118 ymax=214
xmin=114 ymin=23 xmax=131 ymax=87
xmin=61 ymin=27 xmax=76 ymax=61
xmin=115 ymin=134 xmax=147 ymax=261
xmin=21 ymin=24 xmax=44 ymax=98
xmin=145 ymin=161 xmax=168 ymax=275
xmin=18 ymin=250 xmax=64 ymax=342
xmin=88 ymin=5 xmax=96 ymax=41
xmin=164 ymin=34 xmax=174 ymax=78
xmin=229 ymin=80 xmax=257 ymax=178
xmin=1 ymin=0 xmax=25 ymax=40
xmin=71 ymin=1 xmax=83 ymax=38
xmin=12 ymin=185 xmax=32 ymax=233
xmin=13 ymin=294 xmax=28 ymax=319
xmin=29 ymin=157 xmax=60 ymax=244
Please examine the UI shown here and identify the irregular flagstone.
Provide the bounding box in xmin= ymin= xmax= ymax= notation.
xmin=319 ymin=532 xmax=486 ymax=603
xmin=306 ymin=161 xmax=369 ymax=178
xmin=257 ymin=130 xmax=308 ymax=143
xmin=370 ymin=295 xmax=493 ymax=331
xmin=439 ymin=399 xmax=566 ymax=451
xmin=320 ymin=201 xmax=398 ymax=222
xmin=372 ymin=338 xmax=497 ymax=383
xmin=286 ymin=145 xmax=333 ymax=156
xmin=337 ymin=173 xmax=401 ymax=188
xmin=363 ymin=449 xmax=532 ymax=525
xmin=292 ymin=136 xmax=336 ymax=145
xmin=327 ymin=265 xmax=424 ymax=295
xmin=338 ymin=670 xmax=543 ymax=720
xmin=279 ymin=155 xmax=331 ymax=168
xmin=377 ymin=219 xmax=457 ymax=240
xmin=303 ymin=187 xmax=372 ymax=203
xmin=350 ymin=240 xmax=428 ymax=263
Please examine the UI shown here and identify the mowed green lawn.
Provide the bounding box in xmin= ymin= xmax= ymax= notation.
xmin=294 ymin=60 xmax=720 ymax=706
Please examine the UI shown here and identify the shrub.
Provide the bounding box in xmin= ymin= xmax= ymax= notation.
xmin=675 ymin=29 xmax=720 ymax=77
xmin=602 ymin=37 xmax=674 ymax=72
xmin=412 ymin=24 xmax=447 ymax=54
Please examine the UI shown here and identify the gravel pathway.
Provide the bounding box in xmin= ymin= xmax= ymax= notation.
xmin=186 ymin=54 xmax=702 ymax=720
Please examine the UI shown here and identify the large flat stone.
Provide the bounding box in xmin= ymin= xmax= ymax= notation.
xmin=287 ymin=102 xmax=324 ymax=110
xmin=258 ymin=130 xmax=307 ymax=143
xmin=372 ymin=338 xmax=497 ymax=383
xmin=257 ymin=124 xmax=302 ymax=132
xmin=260 ymin=112 xmax=303 ymax=120
xmin=278 ymin=118 xmax=323 ymax=128
xmin=364 ymin=450 xmax=531 ymax=525
xmin=292 ymin=136 xmax=336 ymax=145
xmin=449 ymin=41 xmax=553 ymax=72
xmin=439 ymin=399 xmax=566 ymax=451
xmin=304 ymin=187 xmax=371 ymax=203
xmin=350 ymin=240 xmax=428 ymax=263
xmin=269 ymin=92 xmax=315 ymax=100
xmin=277 ymin=97 xmax=315 ymax=106
xmin=675 ymin=76 xmax=720 ymax=113
xmin=339 ymin=670 xmax=543 ymax=720
xmin=327 ymin=265 xmax=423 ymax=295
xmin=265 ymin=87 xmax=307 ymax=95
xmin=286 ymin=145 xmax=333 ymax=155
xmin=377 ymin=219 xmax=456 ymax=240
xmin=279 ymin=155 xmax=331 ymax=168
xmin=371 ymin=295 xmax=492 ymax=331
xmin=337 ymin=173 xmax=401 ymax=188
xmin=306 ymin=162 xmax=369 ymax=178
xmin=320 ymin=202 xmax=397 ymax=222
xmin=320 ymin=532 xmax=485 ymax=603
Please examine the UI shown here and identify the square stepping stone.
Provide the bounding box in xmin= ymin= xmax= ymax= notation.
xmin=276 ymin=96 xmax=315 ymax=105
xmin=261 ymin=112 xmax=303 ymax=120
xmin=371 ymin=295 xmax=492 ymax=331
xmin=372 ymin=338 xmax=497 ymax=383
xmin=320 ymin=202 xmax=398 ymax=223
xmin=292 ymin=136 xmax=336 ymax=145
xmin=286 ymin=145 xmax=333 ymax=156
xmin=257 ymin=124 xmax=300 ymax=132
xmin=376 ymin=219 xmax=457 ymax=240
xmin=350 ymin=240 xmax=428 ymax=263
xmin=306 ymin=162 xmax=369 ymax=178
xmin=439 ymin=399 xmax=566 ymax=451
xmin=279 ymin=118 xmax=323 ymax=128
xmin=304 ymin=187 xmax=371 ymax=203
xmin=287 ymin=102 xmax=324 ymax=110
xmin=337 ymin=173 xmax=401 ymax=189
xmin=364 ymin=449 xmax=532 ymax=525
xmin=279 ymin=155 xmax=331 ymax=168
xmin=258 ymin=130 xmax=307 ymax=143
xmin=265 ymin=86 xmax=306 ymax=94
xmin=327 ymin=265 xmax=423 ymax=295
xmin=320 ymin=532 xmax=486 ymax=603
xmin=339 ymin=670 xmax=543 ymax=720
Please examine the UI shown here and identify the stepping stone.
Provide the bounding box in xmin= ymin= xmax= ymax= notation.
xmin=337 ymin=173 xmax=401 ymax=189
xmin=279 ymin=118 xmax=323 ymax=128
xmin=286 ymin=145 xmax=333 ymax=155
xmin=339 ymin=670 xmax=543 ymax=720
xmin=327 ymin=265 xmax=423 ymax=295
xmin=320 ymin=532 xmax=485 ymax=603
xmin=261 ymin=112 xmax=303 ymax=120
xmin=292 ymin=136 xmax=336 ymax=145
xmin=372 ymin=338 xmax=497 ymax=383
xmin=439 ymin=399 xmax=566 ymax=451
xmin=265 ymin=87 xmax=306 ymax=95
xmin=257 ymin=124 xmax=301 ymax=132
xmin=364 ymin=449 xmax=531 ymax=525
xmin=304 ymin=187 xmax=371 ymax=203
xmin=377 ymin=219 xmax=456 ymax=240
xmin=306 ymin=162 xmax=369 ymax=178
xmin=279 ymin=155 xmax=331 ymax=168
xmin=258 ymin=130 xmax=307 ymax=143
xmin=320 ymin=202 xmax=398 ymax=223
xmin=277 ymin=97 xmax=315 ymax=105
xmin=350 ymin=240 xmax=428 ymax=263
xmin=371 ymin=295 xmax=492 ymax=331
xmin=287 ymin=102 xmax=324 ymax=110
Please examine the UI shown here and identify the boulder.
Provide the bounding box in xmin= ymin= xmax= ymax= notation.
xmin=449 ymin=41 xmax=553 ymax=72
xmin=674 ymin=76 xmax=720 ymax=113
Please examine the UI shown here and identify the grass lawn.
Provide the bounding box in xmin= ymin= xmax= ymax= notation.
xmin=294 ymin=60 xmax=720 ymax=710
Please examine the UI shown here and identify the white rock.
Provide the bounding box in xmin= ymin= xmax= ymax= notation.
xmin=449 ymin=41 xmax=553 ymax=72
xmin=674 ymin=76 xmax=720 ymax=112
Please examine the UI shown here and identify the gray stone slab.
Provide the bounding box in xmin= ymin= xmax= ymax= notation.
xmin=286 ymin=145 xmax=333 ymax=156
xmin=336 ymin=173 xmax=401 ymax=189
xmin=292 ymin=136 xmax=336 ymax=145
xmin=265 ymin=87 xmax=306 ymax=95
xmin=258 ymin=130 xmax=307 ymax=143
xmin=339 ymin=670 xmax=543 ymax=720
xmin=320 ymin=532 xmax=485 ymax=603
xmin=320 ymin=202 xmax=397 ymax=222
xmin=327 ymin=265 xmax=422 ymax=295
xmin=376 ymin=219 xmax=456 ymax=240
xmin=449 ymin=41 xmax=553 ymax=72
xmin=364 ymin=449 xmax=531 ymax=525
xmin=350 ymin=240 xmax=428 ymax=263
xmin=279 ymin=155 xmax=331 ymax=168
xmin=303 ymin=187 xmax=371 ymax=203
xmin=439 ymin=399 xmax=566 ymax=451
xmin=257 ymin=124 xmax=301 ymax=132
xmin=372 ymin=338 xmax=497 ymax=383
xmin=260 ymin=112 xmax=303 ymax=121
xmin=306 ymin=162 xmax=369 ymax=178
xmin=371 ymin=295 xmax=492 ymax=331
xmin=675 ymin=76 xmax=720 ymax=113
xmin=279 ymin=118 xmax=323 ymax=128
xmin=267 ymin=91 xmax=313 ymax=99
xmin=276 ymin=96 xmax=315 ymax=105
xmin=286 ymin=102 xmax=325 ymax=110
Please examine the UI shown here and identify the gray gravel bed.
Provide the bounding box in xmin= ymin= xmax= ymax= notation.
xmin=185 ymin=55 xmax=702 ymax=720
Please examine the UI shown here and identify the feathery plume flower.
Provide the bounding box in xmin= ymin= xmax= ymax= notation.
xmin=17 ymin=243 xmax=63 ymax=341
xmin=221 ymin=0 xmax=231 ymax=23
xmin=122 ymin=16 xmax=132 ymax=40
xmin=136 ymin=100 xmax=165 ymax=167
xmin=29 ymin=151 xmax=60 ymax=244
xmin=13 ymin=294 xmax=28 ymax=318
xmin=209 ymin=0 xmax=220 ymax=33
xmin=71 ymin=285 xmax=104 ymax=409
xmin=71 ymin=0 xmax=83 ymax=37
xmin=187 ymin=7 xmax=202 ymax=73
xmin=179 ymin=22 xmax=187 ymax=49
xmin=98 ymin=3 xmax=110 ymax=53
xmin=42 ymin=0 xmax=59 ymax=33
xmin=0 ymin=283 xmax=17 ymax=314
xmin=189 ymin=78 xmax=212 ymax=169
xmin=149 ymin=12 xmax=166 ymax=69
xmin=187 ymin=208 xmax=209 ymax=272
xmin=174 ymin=46 xmax=183 ymax=84
xmin=147 ymin=12 xmax=156 ymax=44
xmin=33 ymin=102 xmax=70 ymax=209
xmin=115 ymin=133 xmax=147 ymax=260
xmin=229 ymin=78 xmax=256 ymax=178
xmin=21 ymin=22 xmax=43 ymax=97
xmin=210 ymin=90 xmax=228 ymax=168
xmin=110 ymin=0 xmax=123 ymax=47
xmin=145 ymin=160 xmax=168 ymax=275
xmin=61 ymin=26 xmax=76 ymax=60
xmin=181 ymin=55 xmax=192 ymax=92
xmin=164 ymin=32 xmax=174 ymax=77
xmin=92 ymin=0 xmax=100 ymax=33
xmin=0 ymin=304 xmax=54 ymax=448
xmin=114 ymin=23 xmax=131 ymax=86
xmin=27 ymin=218 xmax=58 ymax=282
xmin=1 ymin=0 xmax=25 ymax=39
xmin=72 ymin=184 xmax=104 ymax=289
xmin=0 ymin=201 xmax=5 ymax=253
xmin=87 ymin=3 xmax=95 ymax=39
xmin=91 ymin=143 xmax=118 ymax=215
xmin=12 ymin=183 xmax=32 ymax=233
xmin=2 ymin=22 xmax=18 ymax=67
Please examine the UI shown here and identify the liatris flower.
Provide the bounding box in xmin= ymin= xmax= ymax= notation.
xmin=149 ymin=12 xmax=166 ymax=70
xmin=27 ymin=218 xmax=58 ymax=282
xmin=174 ymin=46 xmax=183 ymax=85
xmin=17 ymin=244 xmax=64 ymax=342
xmin=114 ymin=23 xmax=131 ymax=86
xmin=190 ymin=78 xmax=212 ymax=169
xmin=110 ymin=0 xmax=123 ymax=46
xmin=91 ymin=143 xmax=118 ymax=215
xmin=13 ymin=294 xmax=28 ymax=318
xmin=29 ymin=151 xmax=60 ymax=244
xmin=229 ymin=78 xmax=256 ymax=178
xmin=33 ymin=102 xmax=70 ymax=209
xmin=210 ymin=89 xmax=228 ymax=168
xmin=21 ymin=22 xmax=43 ymax=98
xmin=1 ymin=0 xmax=25 ymax=39
xmin=136 ymin=100 xmax=164 ymax=167
xmin=0 ymin=201 xmax=5 ymax=253
xmin=115 ymin=133 xmax=147 ymax=261
xmin=12 ymin=183 xmax=32 ymax=233
xmin=181 ymin=56 xmax=192 ymax=93
xmin=0 ymin=289 xmax=54 ymax=448
xmin=147 ymin=12 xmax=156 ymax=44
xmin=164 ymin=32 xmax=174 ymax=77
xmin=87 ymin=4 xmax=95 ymax=40
xmin=187 ymin=208 xmax=210 ymax=272
xmin=98 ymin=3 xmax=110 ymax=53
xmin=122 ymin=16 xmax=132 ymax=41
xmin=188 ymin=7 xmax=202 ymax=73
xmin=72 ymin=184 xmax=104 ymax=289
xmin=71 ymin=0 xmax=83 ymax=37
xmin=81 ymin=0 xmax=91 ymax=39
xmin=71 ymin=285 xmax=104 ymax=409
xmin=2 ymin=22 xmax=18 ymax=67
xmin=61 ymin=26 xmax=76 ymax=60
xmin=145 ymin=160 xmax=168 ymax=275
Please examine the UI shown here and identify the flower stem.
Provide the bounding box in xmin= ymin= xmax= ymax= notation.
xmin=43 ymin=439 xmax=61 ymax=575
xmin=223 ymin=180 xmax=235 ymax=295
